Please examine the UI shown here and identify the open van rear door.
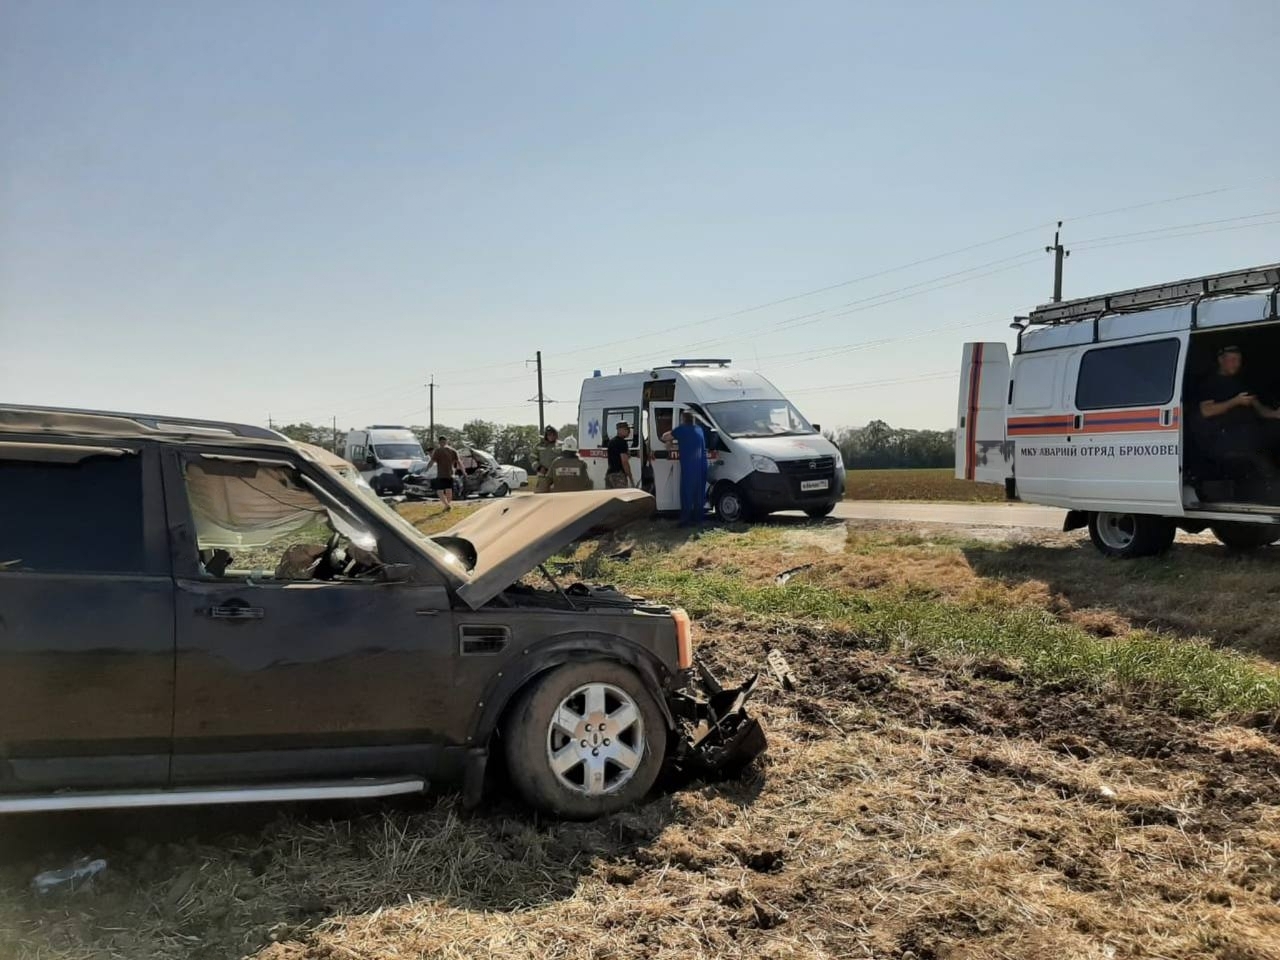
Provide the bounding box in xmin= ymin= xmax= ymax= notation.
xmin=955 ymin=342 xmax=1012 ymax=485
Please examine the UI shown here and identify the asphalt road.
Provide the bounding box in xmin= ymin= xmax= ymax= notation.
xmin=823 ymin=500 xmax=1066 ymax=530
xmin=502 ymin=489 xmax=1066 ymax=530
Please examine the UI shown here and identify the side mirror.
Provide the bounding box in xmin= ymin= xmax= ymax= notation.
xmin=365 ymin=452 xmax=377 ymax=467
xmin=379 ymin=563 xmax=413 ymax=583
xmin=706 ymin=429 xmax=721 ymax=451
xmin=811 ymin=424 xmax=821 ymax=433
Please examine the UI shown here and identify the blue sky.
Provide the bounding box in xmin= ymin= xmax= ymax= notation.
xmin=3 ymin=0 xmax=1278 ymax=433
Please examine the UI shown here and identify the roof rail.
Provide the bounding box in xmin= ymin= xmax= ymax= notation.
xmin=664 ymin=358 xmax=733 ymax=368
xmin=0 ymin=404 xmax=286 ymax=441
xmin=1028 ymin=262 xmax=1280 ymax=326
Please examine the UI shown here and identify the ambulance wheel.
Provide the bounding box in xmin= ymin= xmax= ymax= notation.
xmin=1088 ymin=512 xmax=1175 ymax=558
xmin=713 ymin=483 xmax=752 ymax=524
xmin=1210 ymin=522 xmax=1280 ymax=552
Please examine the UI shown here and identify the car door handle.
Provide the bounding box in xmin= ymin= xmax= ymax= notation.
xmin=207 ymin=604 xmax=265 ymax=620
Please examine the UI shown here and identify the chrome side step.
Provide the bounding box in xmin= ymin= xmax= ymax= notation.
xmin=0 ymin=777 xmax=427 ymax=814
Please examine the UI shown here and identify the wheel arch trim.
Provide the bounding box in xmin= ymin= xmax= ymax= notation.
xmin=467 ymin=633 xmax=677 ymax=747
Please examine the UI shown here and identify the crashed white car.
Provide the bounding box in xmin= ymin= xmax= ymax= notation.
xmin=497 ymin=462 xmax=529 ymax=488
xmin=404 ymin=447 xmax=512 ymax=500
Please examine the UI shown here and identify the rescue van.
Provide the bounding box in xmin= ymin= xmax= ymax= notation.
xmin=957 ymin=262 xmax=1280 ymax=557
xmin=578 ymin=360 xmax=845 ymax=521
xmin=343 ymin=425 xmax=426 ymax=495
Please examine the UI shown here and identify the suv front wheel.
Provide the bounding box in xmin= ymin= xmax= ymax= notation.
xmin=503 ymin=662 xmax=668 ymax=819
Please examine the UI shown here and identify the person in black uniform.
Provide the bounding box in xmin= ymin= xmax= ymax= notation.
xmin=605 ymin=422 xmax=634 ymax=489
xmin=1197 ymin=345 xmax=1280 ymax=477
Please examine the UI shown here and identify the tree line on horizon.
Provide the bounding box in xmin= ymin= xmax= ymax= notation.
xmin=275 ymin=417 xmax=955 ymax=472
xmin=273 ymin=419 xmax=578 ymax=470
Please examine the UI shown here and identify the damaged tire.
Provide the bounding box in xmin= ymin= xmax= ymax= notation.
xmin=504 ymin=662 xmax=667 ymax=819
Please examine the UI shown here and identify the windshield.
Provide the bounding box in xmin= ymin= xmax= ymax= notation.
xmin=374 ymin=443 xmax=424 ymax=461
xmin=705 ymin=399 xmax=815 ymax=438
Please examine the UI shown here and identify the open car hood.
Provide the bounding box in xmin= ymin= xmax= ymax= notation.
xmin=438 ymin=489 xmax=653 ymax=609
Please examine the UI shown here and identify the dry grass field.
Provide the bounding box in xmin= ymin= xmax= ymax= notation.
xmin=2 ymin=505 xmax=1278 ymax=960
xmin=845 ymin=468 xmax=1007 ymax=502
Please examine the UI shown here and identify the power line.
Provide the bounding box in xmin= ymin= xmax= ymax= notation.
xmin=1063 ymin=174 xmax=1280 ymax=226
xmin=764 ymin=317 xmax=1007 ymax=371
xmin=785 ymin=371 xmax=956 ymax=395
xmin=543 ymin=226 xmax=1055 ymax=363
xmin=1071 ymin=209 xmax=1280 ymax=248
xmin=271 ymin=180 xmax=1280 ymax=421
xmin=775 ymin=252 xmax=1043 ymax=332
xmin=592 ymin=251 xmax=1043 ymax=373
xmin=442 ymin=175 xmax=1280 ymax=376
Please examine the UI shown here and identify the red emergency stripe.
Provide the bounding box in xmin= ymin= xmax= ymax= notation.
xmin=1007 ymin=415 xmax=1074 ymax=435
xmin=1082 ymin=408 xmax=1161 ymax=424
xmin=964 ymin=344 xmax=983 ymax=481
xmin=1082 ymin=406 xmax=1175 ymax=433
xmin=1007 ymin=406 xmax=1182 ymax=436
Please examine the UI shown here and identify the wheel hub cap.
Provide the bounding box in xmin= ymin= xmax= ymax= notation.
xmin=1098 ymin=513 xmax=1136 ymax=549
xmin=546 ymin=683 xmax=644 ymax=797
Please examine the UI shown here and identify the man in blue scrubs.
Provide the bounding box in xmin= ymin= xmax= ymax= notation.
xmin=665 ymin=411 xmax=708 ymax=527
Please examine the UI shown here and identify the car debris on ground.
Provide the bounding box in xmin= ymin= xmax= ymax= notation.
xmin=31 ymin=858 xmax=107 ymax=895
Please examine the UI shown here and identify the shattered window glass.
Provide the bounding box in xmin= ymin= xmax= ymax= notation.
xmin=183 ymin=459 xmax=354 ymax=580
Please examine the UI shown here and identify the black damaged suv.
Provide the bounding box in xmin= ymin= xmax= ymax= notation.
xmin=0 ymin=405 xmax=763 ymax=820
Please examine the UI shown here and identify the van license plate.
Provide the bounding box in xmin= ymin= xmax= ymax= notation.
xmin=800 ymin=479 xmax=829 ymax=492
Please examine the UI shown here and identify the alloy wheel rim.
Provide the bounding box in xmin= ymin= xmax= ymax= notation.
xmin=545 ymin=683 xmax=644 ymax=797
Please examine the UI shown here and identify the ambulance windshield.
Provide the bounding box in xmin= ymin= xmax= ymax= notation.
xmin=374 ymin=443 xmax=425 ymax=461
xmin=706 ymin=399 xmax=815 ymax=438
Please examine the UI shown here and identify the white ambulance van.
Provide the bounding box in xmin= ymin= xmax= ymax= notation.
xmin=343 ymin=425 xmax=427 ymax=496
xmin=578 ymin=360 xmax=845 ymax=521
xmin=957 ymin=262 xmax=1280 ymax=557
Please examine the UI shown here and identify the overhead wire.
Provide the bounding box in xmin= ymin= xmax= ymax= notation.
xmin=276 ymin=178 xmax=1280 ymax=425
xmin=1071 ymin=209 xmax=1280 ymax=248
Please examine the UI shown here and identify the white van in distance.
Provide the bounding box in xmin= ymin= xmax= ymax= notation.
xmin=343 ymin=426 xmax=427 ymax=496
xmin=578 ymin=360 xmax=845 ymax=521
xmin=956 ymin=262 xmax=1280 ymax=557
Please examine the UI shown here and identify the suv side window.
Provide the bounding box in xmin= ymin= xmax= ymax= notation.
xmin=0 ymin=446 xmax=145 ymax=574
xmin=182 ymin=457 xmax=345 ymax=580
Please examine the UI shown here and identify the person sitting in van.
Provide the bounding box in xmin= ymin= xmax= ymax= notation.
xmin=1196 ymin=345 xmax=1280 ymax=475
xmin=548 ymin=438 xmax=592 ymax=492
xmin=606 ymin=422 xmax=634 ymax=489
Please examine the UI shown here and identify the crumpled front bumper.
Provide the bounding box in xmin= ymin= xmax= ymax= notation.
xmin=666 ymin=660 xmax=767 ymax=777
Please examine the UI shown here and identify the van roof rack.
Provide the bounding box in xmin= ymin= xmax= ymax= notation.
xmin=0 ymin=404 xmax=286 ymax=441
xmin=367 ymin=424 xmax=410 ymax=430
xmin=1028 ymin=262 xmax=1280 ymax=326
xmin=664 ymin=358 xmax=733 ymax=368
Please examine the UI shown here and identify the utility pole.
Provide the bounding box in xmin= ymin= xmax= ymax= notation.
xmin=527 ymin=350 xmax=546 ymax=433
xmin=427 ymin=375 xmax=435 ymax=443
xmin=332 ymin=415 xmax=338 ymax=453
xmin=268 ymin=413 xmax=274 ymax=430
xmin=1046 ymin=221 xmax=1070 ymax=303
